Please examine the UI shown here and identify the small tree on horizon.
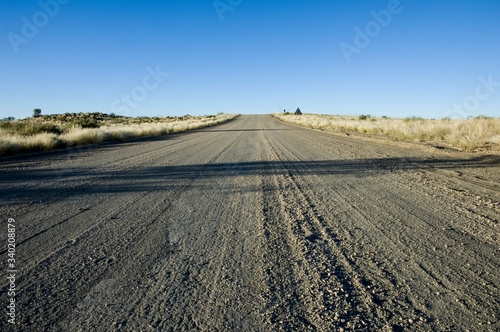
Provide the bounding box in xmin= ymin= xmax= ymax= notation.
xmin=33 ymin=109 xmax=42 ymax=117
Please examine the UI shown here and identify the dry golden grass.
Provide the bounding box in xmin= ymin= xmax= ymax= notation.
xmin=0 ymin=133 xmax=60 ymax=155
xmin=273 ymin=113 xmax=500 ymax=151
xmin=0 ymin=113 xmax=239 ymax=156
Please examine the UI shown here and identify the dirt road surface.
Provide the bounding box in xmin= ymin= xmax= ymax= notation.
xmin=1 ymin=115 xmax=499 ymax=331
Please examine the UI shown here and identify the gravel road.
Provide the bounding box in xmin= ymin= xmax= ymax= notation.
xmin=1 ymin=115 xmax=499 ymax=331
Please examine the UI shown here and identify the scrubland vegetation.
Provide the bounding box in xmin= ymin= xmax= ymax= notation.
xmin=273 ymin=113 xmax=500 ymax=152
xmin=0 ymin=112 xmax=239 ymax=156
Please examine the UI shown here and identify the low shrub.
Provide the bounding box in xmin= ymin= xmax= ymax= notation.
xmin=0 ymin=120 xmax=62 ymax=136
xmin=70 ymin=118 xmax=100 ymax=128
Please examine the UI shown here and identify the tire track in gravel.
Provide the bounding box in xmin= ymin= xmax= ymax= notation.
xmin=263 ymin=128 xmax=420 ymax=329
xmin=261 ymin=131 xmax=377 ymax=331
xmin=57 ymin=118 xmax=267 ymax=331
xmin=265 ymin=117 xmax=500 ymax=330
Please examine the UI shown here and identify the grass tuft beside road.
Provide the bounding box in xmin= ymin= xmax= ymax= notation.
xmin=273 ymin=113 xmax=500 ymax=152
xmin=0 ymin=113 xmax=239 ymax=156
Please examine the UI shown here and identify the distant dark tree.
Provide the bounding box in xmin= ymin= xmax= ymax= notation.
xmin=295 ymin=107 xmax=302 ymax=115
xmin=33 ymin=109 xmax=42 ymax=117
xmin=1 ymin=116 xmax=15 ymax=121
xmin=283 ymin=109 xmax=286 ymax=113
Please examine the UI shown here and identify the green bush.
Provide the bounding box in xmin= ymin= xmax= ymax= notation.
xmin=70 ymin=118 xmax=100 ymax=128
xmin=404 ymin=116 xmax=424 ymax=122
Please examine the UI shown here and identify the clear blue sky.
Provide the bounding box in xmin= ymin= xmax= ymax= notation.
xmin=1 ymin=0 xmax=499 ymax=119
